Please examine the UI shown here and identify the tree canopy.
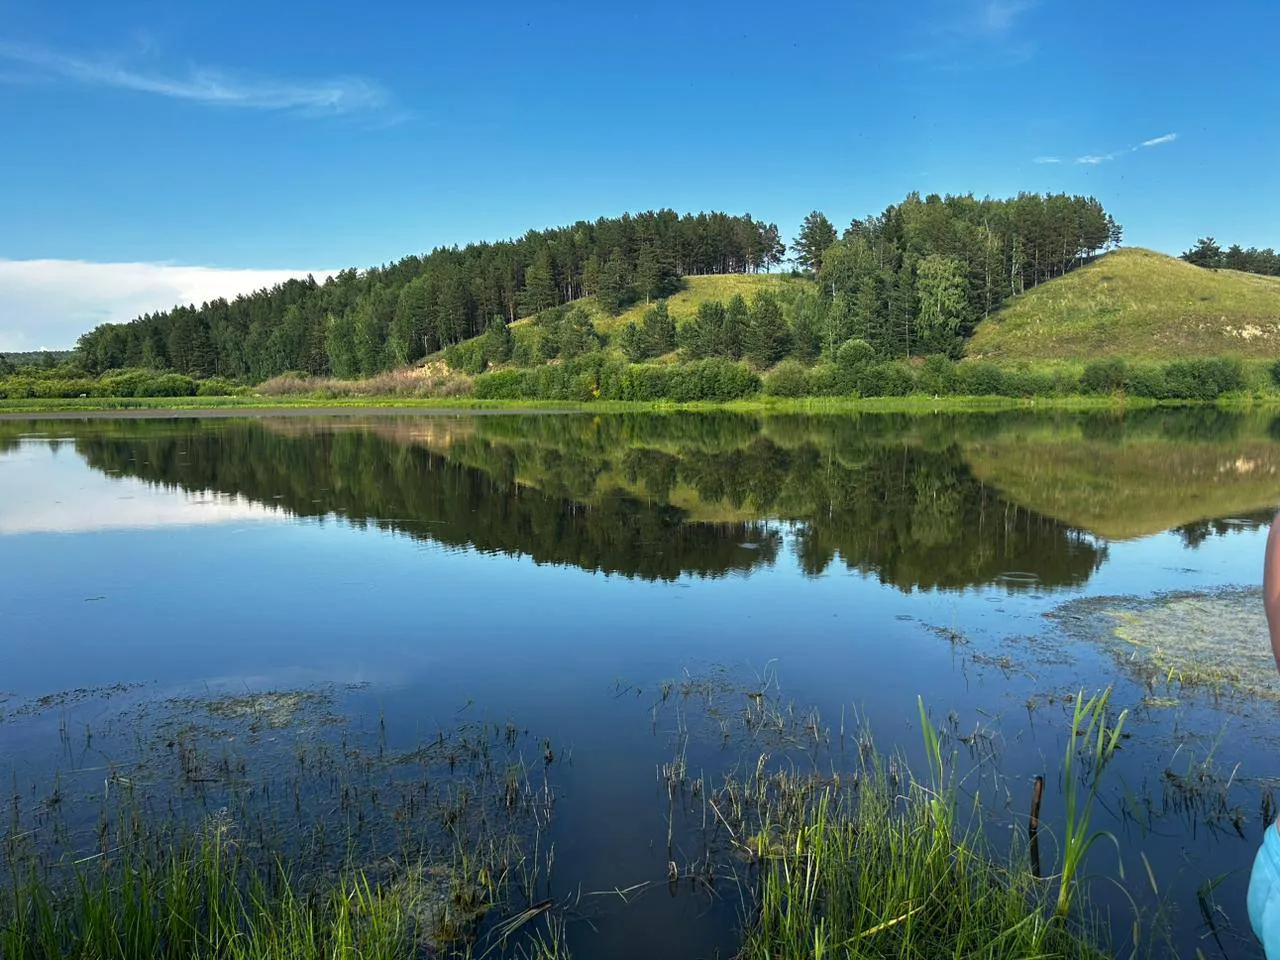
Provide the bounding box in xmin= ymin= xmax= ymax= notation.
xmin=75 ymin=210 xmax=786 ymax=379
xmin=1181 ymin=237 xmax=1280 ymax=275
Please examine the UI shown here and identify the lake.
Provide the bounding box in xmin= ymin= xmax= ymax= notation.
xmin=2 ymin=407 xmax=1278 ymax=958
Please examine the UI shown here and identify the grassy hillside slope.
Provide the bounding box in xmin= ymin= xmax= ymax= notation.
xmin=967 ymin=248 xmax=1280 ymax=362
xmin=517 ymin=273 xmax=806 ymax=337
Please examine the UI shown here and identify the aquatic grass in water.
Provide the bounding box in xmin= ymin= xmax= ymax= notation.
xmin=1 ymin=832 xmax=433 ymax=959
xmin=723 ymin=698 xmax=1115 ymax=960
xmin=0 ymin=689 xmax=561 ymax=959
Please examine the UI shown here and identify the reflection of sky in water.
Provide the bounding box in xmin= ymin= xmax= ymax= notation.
xmin=0 ymin=440 xmax=285 ymax=535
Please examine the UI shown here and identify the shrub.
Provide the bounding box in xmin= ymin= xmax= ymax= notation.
xmin=1161 ymin=357 xmax=1244 ymax=399
xmin=805 ymin=363 xmax=849 ymax=396
xmin=1270 ymin=359 xmax=1280 ymax=390
xmin=918 ymin=355 xmax=957 ymax=395
xmin=0 ymin=377 xmax=35 ymax=399
xmin=443 ymin=340 xmax=488 ymax=375
xmin=196 ymin=377 xmax=240 ymax=397
xmin=998 ymin=369 xmax=1058 ymax=398
xmin=763 ymin=360 xmax=810 ymax=397
xmin=835 ymin=338 xmax=875 ymax=368
xmin=955 ymin=362 xmax=1005 ymax=396
xmin=854 ymin=362 xmax=916 ymax=397
xmin=1126 ymin=365 xmax=1168 ymax=399
xmin=473 ymin=369 xmax=529 ymax=400
xmin=1080 ymin=358 xmax=1128 ymax=394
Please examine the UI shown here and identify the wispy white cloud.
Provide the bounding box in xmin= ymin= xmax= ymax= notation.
xmin=910 ymin=0 xmax=1038 ymax=64
xmin=1032 ymin=132 xmax=1179 ymax=167
xmin=0 ymin=40 xmax=389 ymax=114
xmin=0 ymin=260 xmax=334 ymax=352
xmin=974 ymin=0 xmax=1037 ymax=37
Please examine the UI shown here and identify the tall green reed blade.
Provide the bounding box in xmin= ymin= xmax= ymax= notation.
xmin=1057 ymin=687 xmax=1128 ymax=921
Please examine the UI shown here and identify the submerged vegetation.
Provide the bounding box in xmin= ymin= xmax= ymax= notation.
xmin=1 ymin=688 xmax=559 ymax=959
xmin=1050 ymin=588 xmax=1280 ymax=703
xmin=0 ymin=672 xmax=1135 ymax=960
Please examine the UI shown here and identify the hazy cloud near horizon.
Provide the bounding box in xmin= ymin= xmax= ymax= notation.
xmin=0 ymin=259 xmax=332 ymax=353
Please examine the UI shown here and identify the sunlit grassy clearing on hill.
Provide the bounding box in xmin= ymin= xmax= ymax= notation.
xmin=516 ymin=273 xmax=805 ymax=337
xmin=968 ymin=248 xmax=1280 ymax=362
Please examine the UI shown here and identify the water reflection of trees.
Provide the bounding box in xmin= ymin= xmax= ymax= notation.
xmin=70 ymin=423 xmax=778 ymax=582
xmin=28 ymin=412 xmax=1116 ymax=591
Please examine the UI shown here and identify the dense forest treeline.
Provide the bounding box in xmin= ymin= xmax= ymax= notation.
xmin=1180 ymin=237 xmax=1280 ymax=276
xmin=73 ymin=211 xmax=784 ymax=380
xmin=65 ymin=193 xmax=1119 ymax=385
xmin=797 ymin=192 xmax=1119 ymax=359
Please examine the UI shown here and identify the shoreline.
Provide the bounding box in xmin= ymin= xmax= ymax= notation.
xmin=3 ymin=393 xmax=1275 ymax=419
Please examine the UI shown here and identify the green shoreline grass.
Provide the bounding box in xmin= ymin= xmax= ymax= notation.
xmin=7 ymin=392 xmax=1280 ymax=417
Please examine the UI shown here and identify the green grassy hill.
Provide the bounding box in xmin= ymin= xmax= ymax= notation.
xmin=967 ymin=248 xmax=1280 ymax=362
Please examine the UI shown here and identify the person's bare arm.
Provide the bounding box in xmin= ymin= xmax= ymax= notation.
xmin=1265 ymin=514 xmax=1280 ymax=671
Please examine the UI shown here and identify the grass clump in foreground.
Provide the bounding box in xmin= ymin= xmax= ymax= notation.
xmin=2 ymin=833 xmax=430 ymax=959
xmin=721 ymin=696 xmax=1121 ymax=960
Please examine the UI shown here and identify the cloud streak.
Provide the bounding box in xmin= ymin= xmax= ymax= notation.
xmin=0 ymin=40 xmax=389 ymax=114
xmin=975 ymin=0 xmax=1037 ymax=37
xmin=0 ymin=259 xmax=334 ymax=352
xmin=1033 ymin=132 xmax=1178 ymax=166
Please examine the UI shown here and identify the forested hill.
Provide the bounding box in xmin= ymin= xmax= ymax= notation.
xmin=72 ymin=192 xmax=1119 ymax=383
xmin=74 ymin=211 xmax=784 ymax=379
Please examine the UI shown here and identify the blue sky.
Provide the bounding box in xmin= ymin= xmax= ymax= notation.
xmin=1 ymin=0 xmax=1277 ymax=349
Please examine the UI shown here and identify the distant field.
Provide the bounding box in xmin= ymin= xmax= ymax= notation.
xmin=967 ymin=248 xmax=1280 ymax=362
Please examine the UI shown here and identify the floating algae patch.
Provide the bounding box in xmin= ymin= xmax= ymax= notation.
xmin=170 ymin=688 xmax=337 ymax=731
xmin=1049 ymin=588 xmax=1280 ymax=703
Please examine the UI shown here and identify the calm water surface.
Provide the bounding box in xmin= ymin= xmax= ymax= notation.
xmin=2 ymin=408 xmax=1279 ymax=958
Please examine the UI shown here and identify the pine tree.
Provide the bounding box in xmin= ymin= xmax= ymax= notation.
xmin=520 ymin=250 xmax=559 ymax=315
xmin=744 ymin=293 xmax=791 ymax=368
xmin=887 ymin=260 xmax=917 ymax=359
xmin=794 ymin=211 xmax=838 ymax=274
xmin=680 ymin=301 xmax=727 ymax=359
xmin=326 ymin=312 xmax=359 ymax=378
xmin=1181 ymin=238 xmax=1224 ymax=269
xmin=723 ymin=295 xmax=749 ymax=359
xmin=596 ymin=249 xmax=632 ymax=314
xmin=790 ymin=308 xmax=820 ymax=363
xmin=617 ymin=321 xmax=650 ymax=363
xmin=854 ymin=274 xmax=885 ymax=354
xmin=635 ymin=246 xmax=677 ymax=302
xmin=642 ymin=301 xmax=676 ymax=355
xmin=558 ymin=307 xmax=598 ymax=359
xmin=484 ymin=316 xmax=514 ymax=363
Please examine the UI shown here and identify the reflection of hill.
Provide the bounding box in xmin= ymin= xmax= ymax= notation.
xmin=398 ymin=413 xmax=1107 ymax=592
xmin=69 ymin=421 xmax=779 ymax=582
xmin=22 ymin=406 xmax=1273 ymax=586
xmin=962 ymin=410 xmax=1280 ymax=540
xmin=0 ymin=411 xmax=1119 ymax=592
